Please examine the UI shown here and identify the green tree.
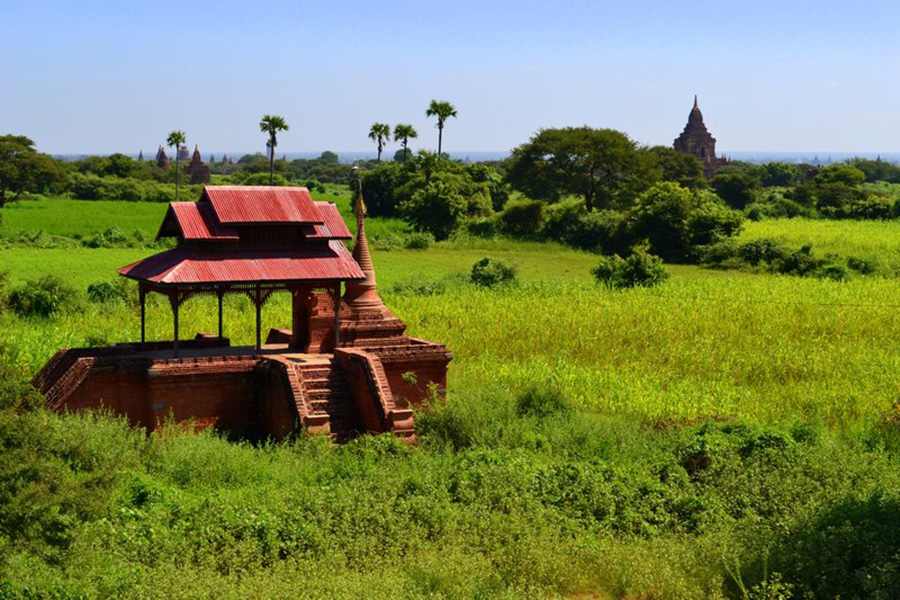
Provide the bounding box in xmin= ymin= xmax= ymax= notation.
xmin=0 ymin=136 xmax=67 ymax=207
xmin=166 ymin=130 xmax=186 ymax=201
xmin=508 ymin=127 xmax=658 ymax=211
xmin=761 ymin=162 xmax=799 ymax=187
xmin=399 ymin=179 xmax=467 ymax=240
xmin=425 ymin=100 xmax=457 ymax=159
xmin=393 ymin=124 xmax=418 ymax=162
xmin=646 ymin=146 xmax=706 ymax=190
xmin=318 ymin=150 xmax=339 ymax=164
xmin=368 ymin=123 xmax=391 ymax=163
xmin=259 ymin=114 xmax=289 ymax=185
xmin=710 ymin=172 xmax=760 ymax=209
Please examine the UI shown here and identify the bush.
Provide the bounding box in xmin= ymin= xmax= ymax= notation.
xmin=464 ymin=216 xmax=501 ymax=238
xmin=738 ymin=238 xmax=791 ymax=266
xmin=543 ymin=200 xmax=627 ymax=253
xmin=592 ymin=251 xmax=669 ymax=289
xmin=470 ymin=257 xmax=517 ymax=287
xmin=500 ymin=199 xmax=545 ymax=236
xmin=83 ymin=227 xmax=130 ymax=248
xmin=86 ymin=280 xmax=132 ymax=304
xmin=516 ymin=387 xmax=573 ymax=419
xmin=7 ymin=276 xmax=78 ymax=317
xmin=777 ymin=245 xmax=823 ymax=277
xmin=404 ymin=232 xmax=434 ymax=250
xmin=629 ymin=183 xmax=743 ymax=262
xmin=399 ymin=180 xmax=468 ymax=240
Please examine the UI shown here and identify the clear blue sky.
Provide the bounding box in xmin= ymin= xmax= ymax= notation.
xmin=2 ymin=0 xmax=898 ymax=155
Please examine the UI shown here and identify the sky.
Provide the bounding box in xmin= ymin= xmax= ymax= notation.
xmin=2 ymin=0 xmax=899 ymax=155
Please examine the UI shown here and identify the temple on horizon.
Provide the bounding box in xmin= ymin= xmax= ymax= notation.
xmin=673 ymin=96 xmax=729 ymax=178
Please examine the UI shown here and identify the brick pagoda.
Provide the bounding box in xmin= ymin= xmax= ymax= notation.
xmin=33 ymin=186 xmax=451 ymax=442
xmin=673 ymin=95 xmax=729 ymax=178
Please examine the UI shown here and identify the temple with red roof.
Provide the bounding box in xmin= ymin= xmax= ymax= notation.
xmin=33 ymin=186 xmax=451 ymax=442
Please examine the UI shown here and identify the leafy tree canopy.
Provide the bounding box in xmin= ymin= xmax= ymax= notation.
xmin=507 ymin=127 xmax=658 ymax=211
xmin=0 ymin=135 xmax=68 ymax=207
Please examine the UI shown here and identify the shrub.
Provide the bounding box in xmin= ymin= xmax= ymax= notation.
xmin=543 ymin=200 xmax=627 ymax=253
xmin=500 ymin=199 xmax=545 ymax=236
xmin=0 ymin=269 xmax=8 ymax=311
xmin=7 ymin=276 xmax=78 ymax=317
xmin=399 ymin=180 xmax=467 ymax=240
xmin=83 ymin=227 xmax=130 ymax=248
xmin=738 ymin=238 xmax=791 ymax=266
xmin=777 ymin=245 xmax=823 ymax=277
xmin=630 ymin=182 xmax=743 ymax=262
xmin=516 ymin=387 xmax=573 ymax=419
xmin=470 ymin=257 xmax=517 ymax=287
xmin=404 ymin=232 xmax=434 ymax=250
xmin=464 ymin=216 xmax=500 ymax=238
xmin=711 ymin=172 xmax=760 ymax=209
xmin=86 ymin=280 xmax=132 ymax=304
xmin=847 ymin=256 xmax=878 ymax=275
xmin=592 ymin=251 xmax=669 ymax=289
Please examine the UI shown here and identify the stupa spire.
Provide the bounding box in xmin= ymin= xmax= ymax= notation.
xmin=693 ymin=94 xmax=698 ymax=109
xmin=344 ymin=188 xmax=381 ymax=308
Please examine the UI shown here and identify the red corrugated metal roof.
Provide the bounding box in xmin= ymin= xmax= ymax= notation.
xmin=203 ymin=186 xmax=323 ymax=224
xmin=170 ymin=202 xmax=240 ymax=240
xmin=118 ymin=241 xmax=364 ymax=285
xmin=306 ymin=202 xmax=352 ymax=240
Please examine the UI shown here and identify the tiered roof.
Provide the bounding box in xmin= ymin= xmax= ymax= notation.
xmin=119 ymin=186 xmax=362 ymax=286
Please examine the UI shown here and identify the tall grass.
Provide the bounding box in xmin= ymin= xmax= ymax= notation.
xmin=741 ymin=218 xmax=900 ymax=276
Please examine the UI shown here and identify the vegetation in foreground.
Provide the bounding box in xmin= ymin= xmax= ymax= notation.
xmin=3 ymin=189 xmax=900 ymax=597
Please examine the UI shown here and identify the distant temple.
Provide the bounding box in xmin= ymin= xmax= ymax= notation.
xmin=32 ymin=186 xmax=451 ymax=442
xmin=185 ymin=145 xmax=212 ymax=184
xmin=177 ymin=145 xmax=190 ymax=162
xmin=674 ymin=96 xmax=729 ymax=178
xmin=155 ymin=146 xmax=170 ymax=171
xmin=138 ymin=150 xmax=144 ymax=161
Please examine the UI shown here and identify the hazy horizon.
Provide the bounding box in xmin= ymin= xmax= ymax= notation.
xmin=4 ymin=0 xmax=899 ymax=155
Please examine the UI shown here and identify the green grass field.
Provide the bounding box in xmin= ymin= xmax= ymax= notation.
xmin=4 ymin=202 xmax=900 ymax=597
xmin=741 ymin=217 xmax=900 ymax=275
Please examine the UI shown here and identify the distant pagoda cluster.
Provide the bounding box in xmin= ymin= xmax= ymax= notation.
xmin=150 ymin=144 xmax=215 ymax=184
xmin=673 ymin=96 xmax=729 ymax=178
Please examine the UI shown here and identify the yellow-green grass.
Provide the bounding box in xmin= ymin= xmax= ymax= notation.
xmin=740 ymin=218 xmax=900 ymax=275
xmin=3 ymin=241 xmax=899 ymax=427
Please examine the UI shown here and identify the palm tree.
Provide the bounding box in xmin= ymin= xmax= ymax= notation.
xmin=393 ymin=124 xmax=418 ymax=163
xmin=166 ymin=130 xmax=186 ymax=201
xmin=259 ymin=114 xmax=289 ymax=185
xmin=425 ymin=100 xmax=457 ymax=160
xmin=368 ymin=123 xmax=391 ymax=163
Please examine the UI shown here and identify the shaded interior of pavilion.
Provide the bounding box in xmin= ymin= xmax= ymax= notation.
xmin=134 ymin=280 xmax=347 ymax=358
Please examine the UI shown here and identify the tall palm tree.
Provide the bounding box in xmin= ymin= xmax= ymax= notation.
xmin=393 ymin=124 xmax=418 ymax=163
xmin=425 ymin=100 xmax=457 ymax=160
xmin=166 ymin=130 xmax=186 ymax=201
xmin=368 ymin=123 xmax=391 ymax=163
xmin=259 ymin=114 xmax=289 ymax=185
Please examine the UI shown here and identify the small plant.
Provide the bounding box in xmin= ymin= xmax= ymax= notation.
xmin=404 ymin=232 xmax=435 ymax=250
xmin=592 ymin=251 xmax=669 ymax=289
xmin=470 ymin=257 xmax=517 ymax=287
xmin=7 ymin=275 xmax=77 ymax=317
xmin=515 ymin=387 xmax=572 ymax=419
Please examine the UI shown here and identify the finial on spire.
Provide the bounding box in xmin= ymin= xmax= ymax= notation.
xmin=693 ymin=94 xmax=698 ymax=109
xmin=354 ymin=189 xmax=367 ymax=221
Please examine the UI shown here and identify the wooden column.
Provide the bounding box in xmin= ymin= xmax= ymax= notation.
xmin=255 ymin=284 xmax=262 ymax=353
xmin=333 ymin=283 xmax=341 ymax=348
xmin=217 ymin=289 xmax=224 ymax=339
xmin=139 ymin=286 xmax=146 ymax=349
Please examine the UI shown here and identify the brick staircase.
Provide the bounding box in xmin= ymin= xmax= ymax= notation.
xmin=296 ymin=360 xmax=364 ymax=442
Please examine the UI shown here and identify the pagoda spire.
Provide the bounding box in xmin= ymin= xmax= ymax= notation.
xmin=344 ymin=188 xmax=381 ymax=308
xmin=693 ymin=94 xmax=698 ymax=109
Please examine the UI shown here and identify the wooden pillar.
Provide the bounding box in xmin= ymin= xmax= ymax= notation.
xmin=217 ymin=289 xmax=224 ymax=339
xmin=255 ymin=284 xmax=262 ymax=353
xmin=139 ymin=286 xmax=146 ymax=349
xmin=333 ymin=283 xmax=341 ymax=348
xmin=172 ymin=290 xmax=180 ymax=359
